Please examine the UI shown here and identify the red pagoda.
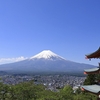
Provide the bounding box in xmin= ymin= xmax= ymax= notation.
xmin=81 ymin=47 xmax=100 ymax=100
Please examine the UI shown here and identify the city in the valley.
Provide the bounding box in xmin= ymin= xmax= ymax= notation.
xmin=0 ymin=74 xmax=85 ymax=92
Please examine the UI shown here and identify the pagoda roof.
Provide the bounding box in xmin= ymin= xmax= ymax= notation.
xmin=84 ymin=67 xmax=100 ymax=74
xmin=81 ymin=85 xmax=100 ymax=94
xmin=86 ymin=47 xmax=100 ymax=59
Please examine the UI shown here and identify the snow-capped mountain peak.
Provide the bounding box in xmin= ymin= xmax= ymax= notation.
xmin=30 ymin=50 xmax=65 ymax=60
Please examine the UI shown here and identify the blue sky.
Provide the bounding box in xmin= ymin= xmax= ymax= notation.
xmin=0 ymin=0 xmax=100 ymax=65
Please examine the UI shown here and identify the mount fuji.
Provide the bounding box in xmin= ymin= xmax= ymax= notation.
xmin=0 ymin=50 xmax=96 ymax=74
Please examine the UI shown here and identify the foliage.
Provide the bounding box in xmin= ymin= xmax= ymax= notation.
xmin=0 ymin=81 xmax=97 ymax=100
xmin=84 ymin=74 xmax=96 ymax=85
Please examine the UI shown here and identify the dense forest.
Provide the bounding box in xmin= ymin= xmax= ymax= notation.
xmin=0 ymin=79 xmax=97 ymax=100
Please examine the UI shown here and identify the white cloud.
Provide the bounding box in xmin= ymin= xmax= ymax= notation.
xmin=0 ymin=56 xmax=28 ymax=64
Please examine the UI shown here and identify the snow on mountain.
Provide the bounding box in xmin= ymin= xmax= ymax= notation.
xmin=0 ymin=50 xmax=97 ymax=75
xmin=30 ymin=50 xmax=66 ymax=60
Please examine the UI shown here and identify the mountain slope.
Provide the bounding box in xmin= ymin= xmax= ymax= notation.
xmin=0 ymin=50 xmax=97 ymax=74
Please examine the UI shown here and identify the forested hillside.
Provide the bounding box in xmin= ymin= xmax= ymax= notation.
xmin=0 ymin=81 xmax=97 ymax=100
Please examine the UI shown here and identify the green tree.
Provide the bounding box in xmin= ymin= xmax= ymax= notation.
xmin=0 ymin=83 xmax=10 ymax=100
xmin=84 ymin=74 xmax=96 ymax=85
xmin=60 ymin=85 xmax=73 ymax=100
xmin=13 ymin=81 xmax=43 ymax=100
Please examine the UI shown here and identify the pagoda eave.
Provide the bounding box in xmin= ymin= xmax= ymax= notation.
xmin=86 ymin=47 xmax=100 ymax=59
xmin=84 ymin=68 xmax=100 ymax=74
xmin=81 ymin=85 xmax=100 ymax=95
